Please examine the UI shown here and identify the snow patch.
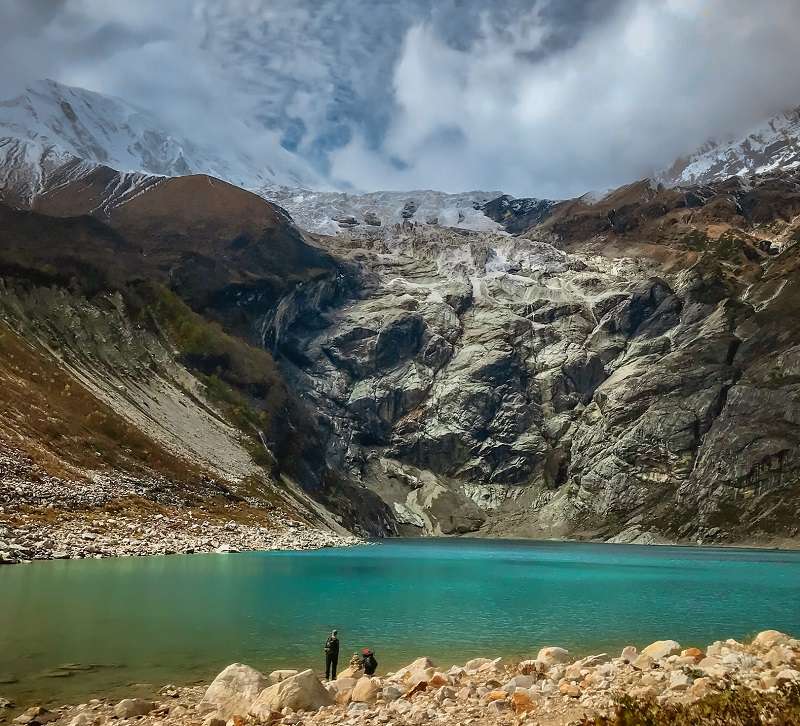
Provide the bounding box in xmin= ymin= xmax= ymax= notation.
xmin=261 ymin=188 xmax=505 ymax=234
xmin=0 ymin=79 xmax=324 ymax=203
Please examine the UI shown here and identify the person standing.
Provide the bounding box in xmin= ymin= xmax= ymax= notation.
xmin=324 ymin=629 xmax=340 ymax=680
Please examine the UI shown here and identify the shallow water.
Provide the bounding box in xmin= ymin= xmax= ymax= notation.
xmin=2 ymin=538 xmax=800 ymax=705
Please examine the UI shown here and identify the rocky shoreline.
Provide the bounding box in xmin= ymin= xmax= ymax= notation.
xmin=4 ymin=511 xmax=799 ymax=566
xmin=0 ymin=509 xmax=362 ymax=565
xmin=3 ymin=631 xmax=798 ymax=726
xmin=0 ymin=445 xmax=363 ymax=566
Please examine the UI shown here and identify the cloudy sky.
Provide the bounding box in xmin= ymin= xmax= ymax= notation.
xmin=3 ymin=0 xmax=800 ymax=197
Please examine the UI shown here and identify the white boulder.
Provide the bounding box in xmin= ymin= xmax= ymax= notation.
xmin=776 ymin=669 xmax=800 ymax=684
xmin=269 ymin=669 xmax=299 ymax=684
xmin=641 ymin=640 xmax=681 ymax=660
xmin=536 ymin=647 xmax=570 ymax=666
xmin=502 ymin=675 xmax=535 ymax=692
xmin=113 ymin=699 xmax=154 ymax=719
xmin=350 ymin=676 xmax=381 ymax=703
xmin=198 ymin=663 xmax=269 ymax=719
xmin=753 ymin=630 xmax=791 ymax=650
xmin=248 ymin=669 xmax=333 ymax=717
xmin=391 ymin=657 xmax=435 ymax=682
xmin=464 ymin=656 xmax=502 ymax=674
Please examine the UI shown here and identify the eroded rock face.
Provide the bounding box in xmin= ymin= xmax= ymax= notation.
xmin=277 ymin=172 xmax=800 ymax=544
xmin=1 ymin=131 xmax=798 ymax=544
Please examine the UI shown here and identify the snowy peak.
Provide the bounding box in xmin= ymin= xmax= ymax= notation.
xmin=0 ymin=79 xmax=193 ymax=176
xmin=660 ymin=106 xmax=800 ymax=186
xmin=262 ymin=188 xmax=515 ymax=235
xmin=0 ymin=79 xmax=324 ymax=206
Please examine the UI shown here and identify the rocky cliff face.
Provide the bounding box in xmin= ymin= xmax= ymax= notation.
xmin=0 ymin=175 xmax=393 ymax=537
xmin=1 ymin=114 xmax=799 ymax=545
xmin=270 ymin=173 xmax=800 ymax=545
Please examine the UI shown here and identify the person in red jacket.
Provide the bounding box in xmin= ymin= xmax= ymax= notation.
xmin=361 ymin=648 xmax=378 ymax=676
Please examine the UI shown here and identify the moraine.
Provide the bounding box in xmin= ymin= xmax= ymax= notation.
xmin=1 ymin=539 xmax=800 ymax=706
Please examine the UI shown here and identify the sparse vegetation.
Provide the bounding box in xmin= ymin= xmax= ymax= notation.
xmin=138 ymin=283 xmax=289 ymax=443
xmin=142 ymin=283 xmax=285 ymax=395
xmin=135 ymin=282 xmax=326 ymax=483
xmin=582 ymin=684 xmax=800 ymax=726
xmin=0 ymin=321 xmax=205 ymax=484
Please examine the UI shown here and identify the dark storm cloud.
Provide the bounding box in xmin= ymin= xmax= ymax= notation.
xmin=3 ymin=0 xmax=800 ymax=196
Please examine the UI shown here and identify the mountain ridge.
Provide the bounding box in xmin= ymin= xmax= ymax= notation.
xmin=0 ymin=79 xmax=325 ymax=209
xmin=659 ymin=105 xmax=800 ymax=187
xmin=2 ymin=81 xmax=800 ymax=548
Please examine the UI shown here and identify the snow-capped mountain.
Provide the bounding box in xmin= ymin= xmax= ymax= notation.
xmin=263 ymin=188 xmax=507 ymax=234
xmin=0 ymin=80 xmax=521 ymax=234
xmin=660 ymin=106 xmax=800 ymax=186
xmin=0 ymin=79 xmax=324 ymax=207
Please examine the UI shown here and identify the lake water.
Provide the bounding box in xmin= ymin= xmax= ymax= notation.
xmin=2 ymin=539 xmax=800 ymax=706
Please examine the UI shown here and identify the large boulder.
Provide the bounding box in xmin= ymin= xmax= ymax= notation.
xmin=408 ymin=667 xmax=436 ymax=687
xmin=333 ymin=676 xmax=359 ymax=691
xmin=391 ymin=657 xmax=435 ymax=682
xmin=502 ymin=675 xmax=535 ymax=692
xmin=113 ymin=699 xmax=154 ymax=719
xmin=329 ymin=677 xmax=358 ymax=705
xmin=198 ymin=663 xmax=269 ymax=718
xmin=753 ymin=630 xmax=792 ymax=650
xmin=248 ymin=669 xmax=333 ymax=717
xmin=641 ymin=640 xmax=681 ymax=660
xmin=269 ymin=669 xmax=299 ymax=684
xmin=337 ymin=664 xmax=364 ymax=680
xmin=776 ymin=669 xmax=800 ymax=684
xmin=536 ymin=647 xmax=570 ymax=666
xmin=464 ymin=656 xmax=502 ymax=674
xmin=12 ymin=707 xmax=57 ymax=725
xmin=350 ymin=676 xmax=381 ymax=703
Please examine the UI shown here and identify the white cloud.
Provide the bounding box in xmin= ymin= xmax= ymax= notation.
xmin=332 ymin=0 xmax=800 ymax=197
xmin=3 ymin=0 xmax=800 ymax=197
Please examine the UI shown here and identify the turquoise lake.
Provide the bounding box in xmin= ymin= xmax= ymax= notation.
xmin=2 ymin=539 xmax=800 ymax=706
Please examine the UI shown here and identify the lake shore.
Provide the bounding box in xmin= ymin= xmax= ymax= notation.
xmin=475 ymin=530 xmax=800 ymax=551
xmin=0 ymin=506 xmax=361 ymax=565
xmin=3 ymin=630 xmax=798 ymax=726
xmin=4 ymin=511 xmax=799 ymax=568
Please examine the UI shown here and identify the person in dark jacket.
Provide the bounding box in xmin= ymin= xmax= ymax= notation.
xmin=324 ymin=630 xmax=340 ymax=680
xmin=361 ymin=648 xmax=378 ymax=676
